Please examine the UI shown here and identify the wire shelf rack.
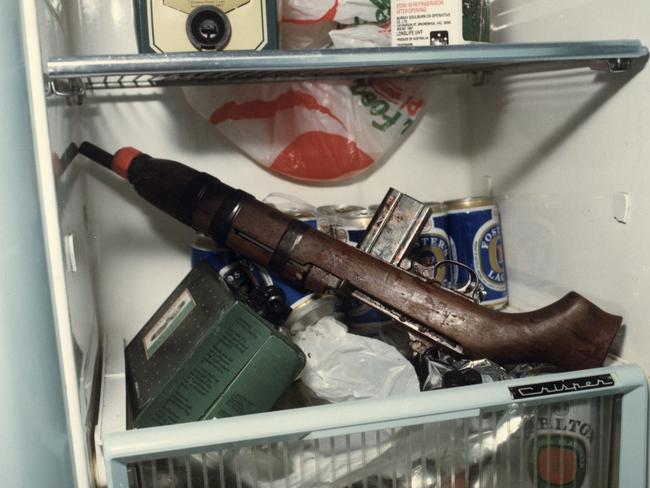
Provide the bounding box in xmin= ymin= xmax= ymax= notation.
xmin=46 ymin=40 xmax=648 ymax=98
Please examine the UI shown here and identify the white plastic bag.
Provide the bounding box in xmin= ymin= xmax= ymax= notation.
xmin=182 ymin=0 xmax=427 ymax=182
xmin=183 ymin=78 xmax=425 ymax=181
xmin=282 ymin=0 xmax=390 ymax=25
xmin=329 ymin=22 xmax=392 ymax=48
xmin=291 ymin=316 xmax=420 ymax=402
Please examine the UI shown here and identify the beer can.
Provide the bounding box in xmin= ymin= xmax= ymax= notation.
xmin=282 ymin=208 xmax=318 ymax=231
xmin=521 ymin=398 xmax=612 ymax=488
xmin=284 ymin=294 xmax=339 ymax=332
xmin=445 ymin=196 xmax=508 ymax=308
xmin=264 ymin=194 xmax=321 ymax=232
xmin=330 ymin=206 xmax=393 ymax=331
xmin=409 ymin=202 xmax=454 ymax=286
xmin=335 ymin=209 xmax=375 ymax=245
xmin=342 ymin=298 xmax=393 ymax=334
xmin=317 ymin=205 xmax=367 ymax=242
xmin=318 ymin=204 xmax=392 ymax=331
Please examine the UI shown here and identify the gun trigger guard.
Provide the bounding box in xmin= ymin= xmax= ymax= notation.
xmin=440 ymin=260 xmax=485 ymax=303
xmin=411 ymin=260 xmax=485 ymax=303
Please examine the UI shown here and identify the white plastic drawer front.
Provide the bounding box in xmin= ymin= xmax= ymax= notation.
xmin=102 ymin=364 xmax=646 ymax=488
xmin=131 ymin=397 xmax=619 ymax=488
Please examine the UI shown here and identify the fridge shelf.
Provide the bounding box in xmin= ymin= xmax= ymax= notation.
xmin=46 ymin=40 xmax=648 ymax=97
xmin=96 ymin=340 xmax=647 ymax=488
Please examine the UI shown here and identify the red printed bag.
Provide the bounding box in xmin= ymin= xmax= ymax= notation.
xmin=183 ymin=2 xmax=426 ymax=182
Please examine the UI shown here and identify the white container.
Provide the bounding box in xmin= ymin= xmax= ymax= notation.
xmin=9 ymin=0 xmax=650 ymax=486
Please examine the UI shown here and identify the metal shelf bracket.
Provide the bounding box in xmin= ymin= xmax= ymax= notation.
xmin=47 ymin=78 xmax=85 ymax=104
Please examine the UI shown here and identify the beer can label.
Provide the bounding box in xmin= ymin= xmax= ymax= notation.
xmin=332 ymin=217 xmax=373 ymax=246
xmin=334 ymin=226 xmax=367 ymax=245
xmin=446 ymin=204 xmax=508 ymax=307
xmin=472 ymin=219 xmax=507 ymax=293
xmin=299 ymin=218 xmax=318 ymax=231
xmin=410 ymin=211 xmax=453 ymax=285
xmin=343 ymin=299 xmax=393 ymax=332
xmin=528 ymin=433 xmax=588 ymax=488
xmin=524 ymin=400 xmax=601 ymax=488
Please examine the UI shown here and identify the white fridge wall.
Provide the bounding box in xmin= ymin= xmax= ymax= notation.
xmin=465 ymin=0 xmax=650 ymax=368
xmin=43 ymin=5 xmax=101 ymax=433
xmin=21 ymin=0 xmax=97 ymax=486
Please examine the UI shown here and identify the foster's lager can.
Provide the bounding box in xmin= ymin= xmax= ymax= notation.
xmin=409 ymin=202 xmax=454 ymax=286
xmin=317 ymin=205 xmax=368 ymax=244
xmin=321 ymin=204 xmax=393 ymax=332
xmin=445 ymin=196 xmax=508 ymax=308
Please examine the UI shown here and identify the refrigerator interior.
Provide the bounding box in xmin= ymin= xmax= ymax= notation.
xmin=22 ymin=0 xmax=650 ymax=486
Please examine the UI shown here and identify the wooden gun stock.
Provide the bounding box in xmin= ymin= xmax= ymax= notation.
xmin=80 ymin=142 xmax=622 ymax=371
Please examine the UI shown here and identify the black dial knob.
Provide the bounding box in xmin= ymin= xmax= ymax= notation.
xmin=186 ymin=6 xmax=232 ymax=51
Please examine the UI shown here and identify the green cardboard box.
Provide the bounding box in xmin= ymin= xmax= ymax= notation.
xmin=125 ymin=261 xmax=305 ymax=428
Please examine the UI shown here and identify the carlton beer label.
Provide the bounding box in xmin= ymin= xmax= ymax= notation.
xmin=523 ymin=398 xmax=609 ymax=488
xmin=529 ymin=433 xmax=588 ymax=487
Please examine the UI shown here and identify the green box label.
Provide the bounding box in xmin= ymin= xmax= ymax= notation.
xmin=143 ymin=289 xmax=196 ymax=359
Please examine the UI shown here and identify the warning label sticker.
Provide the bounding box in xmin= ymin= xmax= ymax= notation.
xmin=391 ymin=0 xmax=464 ymax=47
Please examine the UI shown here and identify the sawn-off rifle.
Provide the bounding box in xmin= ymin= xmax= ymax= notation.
xmin=79 ymin=142 xmax=622 ymax=371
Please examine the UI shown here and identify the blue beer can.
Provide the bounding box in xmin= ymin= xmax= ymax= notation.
xmin=335 ymin=209 xmax=374 ymax=245
xmin=317 ymin=205 xmax=367 ymax=243
xmin=283 ymin=208 xmax=318 ymax=232
xmin=342 ymin=298 xmax=393 ymax=333
xmin=445 ymin=197 xmax=508 ymax=309
xmin=326 ymin=205 xmax=393 ymax=331
xmin=409 ymin=202 xmax=454 ymax=286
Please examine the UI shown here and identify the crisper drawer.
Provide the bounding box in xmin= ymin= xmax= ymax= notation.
xmin=98 ymin=361 xmax=647 ymax=488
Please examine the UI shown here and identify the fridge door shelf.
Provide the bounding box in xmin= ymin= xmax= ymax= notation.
xmin=95 ymin=336 xmax=647 ymax=488
xmin=46 ymin=40 xmax=648 ymax=98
